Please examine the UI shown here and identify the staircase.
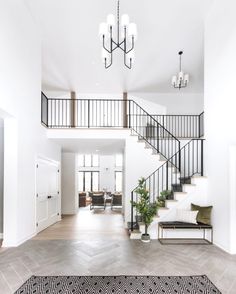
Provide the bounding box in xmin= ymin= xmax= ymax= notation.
xmin=41 ymin=93 xmax=205 ymax=239
xmin=129 ymin=138 xmax=205 ymax=239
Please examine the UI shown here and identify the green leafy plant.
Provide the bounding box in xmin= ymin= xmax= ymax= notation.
xmin=157 ymin=190 xmax=172 ymax=207
xmin=131 ymin=177 xmax=159 ymax=236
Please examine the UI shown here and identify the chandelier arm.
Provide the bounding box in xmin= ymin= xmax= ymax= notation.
xmin=124 ymin=47 xmax=132 ymax=69
xmin=103 ymin=36 xmax=112 ymax=53
xmin=124 ymin=58 xmax=132 ymax=69
xmin=111 ymin=39 xmax=119 ymax=51
xmin=105 ymin=35 xmax=113 ymax=69
xmin=125 ymin=37 xmax=135 ymax=54
xmin=105 ymin=53 xmax=113 ymax=69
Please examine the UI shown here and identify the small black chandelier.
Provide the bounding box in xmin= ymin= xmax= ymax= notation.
xmin=171 ymin=51 xmax=189 ymax=89
xmin=99 ymin=0 xmax=137 ymax=69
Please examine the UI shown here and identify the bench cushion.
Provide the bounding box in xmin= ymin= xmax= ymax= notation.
xmin=159 ymin=221 xmax=212 ymax=229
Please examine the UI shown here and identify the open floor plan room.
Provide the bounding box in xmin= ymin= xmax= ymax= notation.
xmin=1 ymin=0 xmax=236 ymax=293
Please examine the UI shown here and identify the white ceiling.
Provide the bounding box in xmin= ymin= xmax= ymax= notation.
xmin=50 ymin=138 xmax=125 ymax=154
xmin=26 ymin=0 xmax=212 ymax=94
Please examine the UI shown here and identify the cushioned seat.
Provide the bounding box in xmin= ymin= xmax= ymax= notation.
xmin=158 ymin=221 xmax=213 ymax=245
xmin=90 ymin=194 xmax=105 ymax=210
xmin=111 ymin=194 xmax=122 ymax=210
xmin=159 ymin=221 xmax=212 ymax=229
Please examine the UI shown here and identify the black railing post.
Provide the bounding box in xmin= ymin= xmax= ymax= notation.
xmin=88 ymin=99 xmax=90 ymax=128
xmin=201 ymin=139 xmax=204 ymax=176
xmin=131 ymin=191 xmax=134 ymax=231
xmin=178 ymin=141 xmax=181 ymax=172
xmin=157 ymin=122 xmax=159 ymax=151
xmin=166 ymin=161 xmax=169 ymax=190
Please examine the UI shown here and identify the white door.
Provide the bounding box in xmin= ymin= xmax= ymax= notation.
xmin=36 ymin=158 xmax=60 ymax=233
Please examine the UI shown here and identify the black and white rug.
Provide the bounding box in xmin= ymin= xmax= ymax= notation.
xmin=15 ymin=275 xmax=221 ymax=294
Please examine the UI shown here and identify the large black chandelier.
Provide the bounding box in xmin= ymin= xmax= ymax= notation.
xmin=99 ymin=0 xmax=137 ymax=69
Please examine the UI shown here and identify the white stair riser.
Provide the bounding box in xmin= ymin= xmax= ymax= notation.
xmin=165 ymin=201 xmax=178 ymax=209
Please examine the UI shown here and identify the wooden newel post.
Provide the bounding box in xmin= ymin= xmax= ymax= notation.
xmin=123 ymin=92 xmax=128 ymax=128
xmin=70 ymin=91 xmax=77 ymax=128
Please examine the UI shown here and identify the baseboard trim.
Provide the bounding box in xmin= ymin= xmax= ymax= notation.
xmin=2 ymin=232 xmax=36 ymax=248
xmin=212 ymin=241 xmax=233 ymax=254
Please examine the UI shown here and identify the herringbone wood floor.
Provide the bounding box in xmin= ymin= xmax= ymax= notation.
xmin=0 ymin=207 xmax=235 ymax=293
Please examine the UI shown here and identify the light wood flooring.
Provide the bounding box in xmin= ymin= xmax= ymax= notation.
xmin=33 ymin=206 xmax=128 ymax=241
xmin=0 ymin=207 xmax=236 ymax=293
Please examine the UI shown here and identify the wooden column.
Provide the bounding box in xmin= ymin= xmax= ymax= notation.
xmin=70 ymin=91 xmax=77 ymax=127
xmin=123 ymin=92 xmax=128 ymax=128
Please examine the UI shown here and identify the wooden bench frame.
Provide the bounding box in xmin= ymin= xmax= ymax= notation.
xmin=158 ymin=222 xmax=213 ymax=245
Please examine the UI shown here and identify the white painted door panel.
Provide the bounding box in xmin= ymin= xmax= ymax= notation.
xmin=36 ymin=159 xmax=60 ymax=233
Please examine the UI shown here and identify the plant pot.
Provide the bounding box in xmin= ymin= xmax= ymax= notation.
xmin=141 ymin=234 xmax=151 ymax=243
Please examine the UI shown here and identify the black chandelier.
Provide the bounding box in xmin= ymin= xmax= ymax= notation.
xmin=99 ymin=0 xmax=137 ymax=69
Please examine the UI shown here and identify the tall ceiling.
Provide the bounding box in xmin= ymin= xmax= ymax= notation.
xmin=26 ymin=0 xmax=212 ymax=93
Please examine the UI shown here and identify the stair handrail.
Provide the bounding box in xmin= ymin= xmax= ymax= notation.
xmin=130 ymin=138 xmax=205 ymax=231
xmin=129 ymin=100 xmax=181 ymax=163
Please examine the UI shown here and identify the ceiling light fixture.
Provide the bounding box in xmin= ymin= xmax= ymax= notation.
xmin=99 ymin=0 xmax=137 ymax=69
xmin=171 ymin=51 xmax=189 ymax=89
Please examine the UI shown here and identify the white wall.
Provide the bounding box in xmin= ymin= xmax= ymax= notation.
xmin=0 ymin=0 xmax=61 ymax=246
xmin=99 ymin=155 xmax=122 ymax=192
xmin=205 ymin=0 xmax=236 ymax=253
xmin=61 ymin=153 xmax=77 ymax=214
xmin=131 ymin=93 xmax=204 ymax=114
xmin=0 ymin=118 xmax=3 ymax=235
xmin=124 ymin=136 xmax=164 ymax=225
xmin=129 ymin=95 xmax=166 ymax=115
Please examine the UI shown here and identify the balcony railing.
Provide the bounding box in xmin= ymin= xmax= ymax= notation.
xmin=149 ymin=113 xmax=204 ymax=138
xmin=41 ymin=93 xmax=204 ymax=138
xmin=41 ymin=93 xmax=181 ymax=161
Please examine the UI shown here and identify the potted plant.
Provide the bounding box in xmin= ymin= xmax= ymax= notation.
xmin=157 ymin=190 xmax=172 ymax=207
xmin=131 ymin=177 xmax=159 ymax=243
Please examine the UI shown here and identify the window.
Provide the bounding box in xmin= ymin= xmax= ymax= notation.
xmin=115 ymin=154 xmax=123 ymax=167
xmin=84 ymin=155 xmax=92 ymax=167
xmin=78 ymin=155 xmax=84 ymax=166
xmin=78 ymin=154 xmax=99 ymax=167
xmin=115 ymin=171 xmax=123 ymax=192
xmin=92 ymin=154 xmax=99 ymax=167
xmin=78 ymin=171 xmax=99 ymax=191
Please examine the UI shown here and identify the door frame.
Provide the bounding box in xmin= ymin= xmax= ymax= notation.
xmin=35 ymin=155 xmax=61 ymax=234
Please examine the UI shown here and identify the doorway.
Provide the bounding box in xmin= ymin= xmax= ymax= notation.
xmin=36 ymin=157 xmax=61 ymax=233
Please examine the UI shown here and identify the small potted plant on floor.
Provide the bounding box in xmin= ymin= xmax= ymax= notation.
xmin=131 ymin=177 xmax=159 ymax=243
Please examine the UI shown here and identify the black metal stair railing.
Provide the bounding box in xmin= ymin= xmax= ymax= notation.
xmin=130 ymin=139 xmax=204 ymax=231
xmin=128 ymin=100 xmax=181 ymax=161
xmin=136 ymin=112 xmax=204 ymax=138
xmin=41 ymin=92 xmax=181 ymax=162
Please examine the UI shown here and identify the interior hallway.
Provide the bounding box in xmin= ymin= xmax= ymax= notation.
xmin=0 ymin=208 xmax=236 ymax=293
xmin=33 ymin=206 xmax=128 ymax=241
